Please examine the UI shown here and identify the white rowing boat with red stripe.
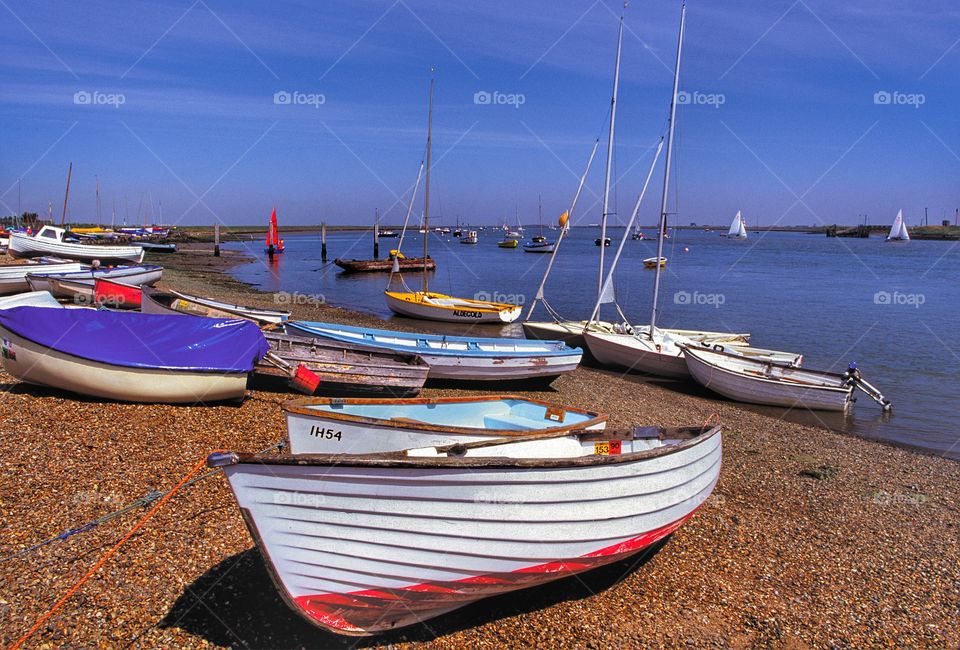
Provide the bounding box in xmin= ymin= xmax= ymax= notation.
xmin=209 ymin=423 xmax=722 ymax=635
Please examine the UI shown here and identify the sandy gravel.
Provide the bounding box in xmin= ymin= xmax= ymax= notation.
xmin=0 ymin=245 xmax=957 ymax=649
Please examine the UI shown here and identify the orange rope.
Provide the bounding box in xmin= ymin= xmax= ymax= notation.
xmin=10 ymin=455 xmax=210 ymax=650
xmin=701 ymin=411 xmax=722 ymax=432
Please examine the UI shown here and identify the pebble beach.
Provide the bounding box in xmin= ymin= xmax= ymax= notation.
xmin=1 ymin=244 xmax=958 ymax=649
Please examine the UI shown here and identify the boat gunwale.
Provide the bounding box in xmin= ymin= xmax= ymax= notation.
xmin=283 ymin=394 xmax=608 ymax=435
xmin=263 ymin=331 xmax=429 ymax=369
xmin=219 ymin=424 xmax=721 ymax=470
xmin=682 ymin=345 xmax=849 ymax=390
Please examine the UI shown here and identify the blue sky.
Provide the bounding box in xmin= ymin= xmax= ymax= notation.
xmin=1 ymin=0 xmax=958 ymax=227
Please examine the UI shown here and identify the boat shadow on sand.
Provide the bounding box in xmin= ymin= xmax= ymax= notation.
xmin=160 ymin=538 xmax=672 ymax=647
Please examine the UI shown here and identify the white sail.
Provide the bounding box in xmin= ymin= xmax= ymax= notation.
xmin=728 ymin=211 xmax=746 ymax=238
xmin=886 ymin=209 xmax=908 ymax=241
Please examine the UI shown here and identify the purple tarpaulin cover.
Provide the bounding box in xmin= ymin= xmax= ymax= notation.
xmin=0 ymin=306 xmax=269 ymax=372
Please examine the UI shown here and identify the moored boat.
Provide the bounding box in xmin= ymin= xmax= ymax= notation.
xmin=209 ymin=421 xmax=722 ymax=635
xmin=255 ymin=330 xmax=429 ymax=397
xmin=0 ymin=307 xmax=269 ymax=403
xmin=334 ymin=256 xmax=435 ymax=273
xmin=643 ymin=256 xmax=667 ymax=269
xmin=283 ymin=395 xmax=608 ymax=454
xmin=384 ymin=290 xmax=521 ymax=324
xmin=9 ymin=226 xmax=146 ymax=263
xmin=287 ymin=320 xmax=582 ymax=382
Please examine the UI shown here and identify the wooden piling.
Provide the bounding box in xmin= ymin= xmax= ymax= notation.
xmin=214 ymin=223 xmax=220 ymax=257
xmin=374 ymin=221 xmax=380 ymax=259
xmin=321 ymin=222 xmax=327 ymax=261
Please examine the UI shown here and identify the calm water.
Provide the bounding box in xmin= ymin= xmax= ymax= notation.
xmin=227 ymin=228 xmax=960 ymax=461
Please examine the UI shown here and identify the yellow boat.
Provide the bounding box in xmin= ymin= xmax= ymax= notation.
xmin=385 ymin=290 xmax=521 ymax=324
xmin=643 ymin=256 xmax=667 ymax=269
xmin=497 ymin=239 xmax=518 ymax=248
xmin=69 ymin=226 xmax=113 ymax=235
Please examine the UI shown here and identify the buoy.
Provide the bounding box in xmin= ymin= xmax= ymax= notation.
xmin=558 ymin=211 xmax=569 ymax=227
xmin=683 ymin=246 xmax=689 ymax=253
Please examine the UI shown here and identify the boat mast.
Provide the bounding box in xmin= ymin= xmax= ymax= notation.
xmin=598 ymin=12 xmax=625 ymax=302
xmin=60 ymin=162 xmax=72 ymax=226
xmin=95 ymin=176 xmax=101 ymax=227
xmin=423 ymin=73 xmax=434 ymax=293
xmin=649 ymin=3 xmax=685 ymax=337
xmin=539 ymin=193 xmax=543 ymax=236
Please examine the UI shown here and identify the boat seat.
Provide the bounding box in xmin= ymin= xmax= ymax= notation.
xmin=482 ymin=414 xmax=535 ymax=430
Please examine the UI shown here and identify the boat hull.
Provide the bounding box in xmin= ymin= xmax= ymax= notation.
xmin=141 ymin=288 xmax=290 ymax=325
xmin=335 ymin=257 xmax=435 ymax=273
xmin=684 ymin=347 xmax=852 ymax=411
xmin=288 ymin=321 xmax=582 ymax=382
xmin=0 ymin=262 xmax=87 ymax=295
xmin=94 ymin=278 xmax=142 ymax=309
xmin=584 ymin=331 xmax=690 ymax=378
xmin=283 ymin=395 xmax=607 ymax=454
xmin=219 ymin=429 xmax=722 ymax=635
xmin=0 ymin=328 xmax=248 ymax=403
xmin=385 ymin=291 xmax=521 ymax=324
xmin=9 ymin=232 xmax=145 ymax=264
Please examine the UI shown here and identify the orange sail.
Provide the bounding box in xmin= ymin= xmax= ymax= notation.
xmin=265 ymin=208 xmax=284 ymax=253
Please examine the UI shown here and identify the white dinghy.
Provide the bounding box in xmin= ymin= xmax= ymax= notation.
xmin=283 ymin=395 xmax=607 ymax=454
xmin=683 ymin=345 xmax=891 ymax=412
xmin=885 ymin=209 xmax=910 ymax=242
xmin=209 ymin=421 xmax=722 ymax=635
xmin=9 ymin=226 xmax=146 ymax=263
xmin=728 ymin=210 xmax=747 ymax=239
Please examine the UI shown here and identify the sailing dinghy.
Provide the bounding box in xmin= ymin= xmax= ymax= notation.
xmin=264 ymin=208 xmax=285 ymax=255
xmin=885 ymin=209 xmax=910 ymax=242
xmin=283 ymin=395 xmax=607 ymax=454
xmin=727 ymin=211 xmax=747 ymax=239
xmin=684 ymin=346 xmax=891 ymax=412
xmin=0 ymin=307 xmax=269 ymax=402
xmin=287 ymin=320 xmax=582 ymax=382
xmin=384 ymin=76 xmax=520 ymax=324
xmin=142 ymin=287 xmax=290 ymax=325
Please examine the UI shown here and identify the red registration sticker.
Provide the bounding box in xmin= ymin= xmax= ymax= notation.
xmin=594 ymin=440 xmax=622 ymax=455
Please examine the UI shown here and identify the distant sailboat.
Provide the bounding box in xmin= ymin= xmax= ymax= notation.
xmin=728 ymin=210 xmax=747 ymax=239
xmin=265 ymin=208 xmax=285 ymax=255
xmin=885 ymin=209 xmax=910 ymax=242
xmin=523 ymin=194 xmax=554 ymax=253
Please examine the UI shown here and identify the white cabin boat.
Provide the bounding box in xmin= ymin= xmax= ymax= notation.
xmin=9 ymin=226 xmax=146 ymax=263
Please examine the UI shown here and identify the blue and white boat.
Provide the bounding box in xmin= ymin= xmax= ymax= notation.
xmin=286 ymin=321 xmax=583 ymax=381
xmin=24 ymin=264 xmax=163 ymax=297
xmin=283 ymin=395 xmax=608 ymax=454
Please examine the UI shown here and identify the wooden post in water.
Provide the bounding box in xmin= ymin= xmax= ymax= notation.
xmin=214 ymin=223 xmax=220 ymax=257
xmin=321 ymin=222 xmax=327 ymax=261
xmin=373 ymin=220 xmax=380 ymax=259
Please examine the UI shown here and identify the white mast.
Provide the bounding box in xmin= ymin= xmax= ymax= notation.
xmin=649 ymin=3 xmax=686 ymax=336
xmin=598 ymin=11 xmax=625 ymax=303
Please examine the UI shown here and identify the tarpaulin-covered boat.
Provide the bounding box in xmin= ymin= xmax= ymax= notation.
xmin=0 ymin=307 xmax=269 ymax=403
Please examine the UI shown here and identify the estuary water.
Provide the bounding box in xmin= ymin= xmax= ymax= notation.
xmin=228 ymin=228 xmax=960 ymax=461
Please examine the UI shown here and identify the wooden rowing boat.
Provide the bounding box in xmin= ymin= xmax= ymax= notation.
xmin=24 ymin=264 xmax=163 ymax=297
xmin=287 ymin=320 xmax=582 ymax=382
xmin=335 ymin=256 xmax=435 ymax=273
xmin=254 ymin=330 xmax=428 ymax=397
xmin=0 ymin=307 xmax=269 ymax=403
xmin=141 ymin=287 xmax=290 ymax=325
xmin=282 ymin=395 xmax=608 ymax=454
xmin=0 ymin=261 xmax=87 ymax=295
xmin=94 ymin=277 xmax=142 ymax=309
xmin=209 ymin=422 xmax=722 ymax=635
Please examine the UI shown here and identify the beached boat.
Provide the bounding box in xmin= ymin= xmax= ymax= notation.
xmin=25 ymin=264 xmax=162 ymax=296
xmin=727 ymin=211 xmax=747 ymax=240
xmin=0 ymin=291 xmax=62 ymax=310
xmin=209 ymin=420 xmax=722 ymax=635
xmin=684 ymin=345 xmax=890 ymax=411
xmin=141 ymin=287 xmax=290 ymax=325
xmin=283 ymin=395 xmax=608 ymax=454
xmin=0 ymin=307 xmax=269 ymax=403
xmin=45 ymin=277 xmax=95 ymax=302
xmin=136 ymin=241 xmax=177 ymax=253
xmin=255 ymin=330 xmax=428 ymax=397
xmin=94 ymin=277 xmax=142 ymax=309
xmin=384 ymin=77 xmax=519 ymax=324
xmin=287 ymin=320 xmax=582 ymax=382
xmin=0 ymin=261 xmax=87 ymax=295
xmin=9 ymin=226 xmax=146 ymax=263
xmin=885 ymin=209 xmax=910 ymax=242
xmin=264 ymin=208 xmax=285 ymax=255
xmin=643 ymin=256 xmax=667 ymax=269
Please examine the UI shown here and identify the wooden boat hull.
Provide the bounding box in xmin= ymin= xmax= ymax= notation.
xmin=385 ymin=291 xmax=521 ymax=324
xmin=684 ymin=346 xmax=852 ymax=411
xmin=288 ymin=321 xmax=582 ymax=382
xmin=0 ymin=327 xmax=248 ymax=403
xmin=141 ymin=287 xmax=290 ymax=325
xmin=46 ymin=277 xmax=95 ymax=303
xmin=9 ymin=232 xmax=145 ymax=264
xmin=335 ymin=257 xmax=435 ymax=273
xmin=25 ymin=265 xmax=162 ymax=298
xmin=215 ymin=426 xmax=722 ymax=635
xmin=283 ymin=395 xmax=607 ymax=454
xmin=256 ymin=331 xmax=428 ymax=397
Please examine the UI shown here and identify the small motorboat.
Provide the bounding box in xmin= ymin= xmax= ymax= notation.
xmin=522 ymin=236 xmax=555 ymax=253
xmin=282 ymin=395 xmax=608 ymax=454
xmin=595 ymin=237 xmax=611 ymax=246
xmin=0 ymin=307 xmax=269 ymax=403
xmin=497 ymin=238 xmax=518 ymax=248
xmin=9 ymin=226 xmax=146 ymax=263
xmin=209 ymin=420 xmax=722 ymax=635
xmin=459 ymin=230 xmax=479 ymax=244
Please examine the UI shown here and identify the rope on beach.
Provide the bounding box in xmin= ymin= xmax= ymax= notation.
xmin=1 ymin=441 xmax=285 ymax=564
